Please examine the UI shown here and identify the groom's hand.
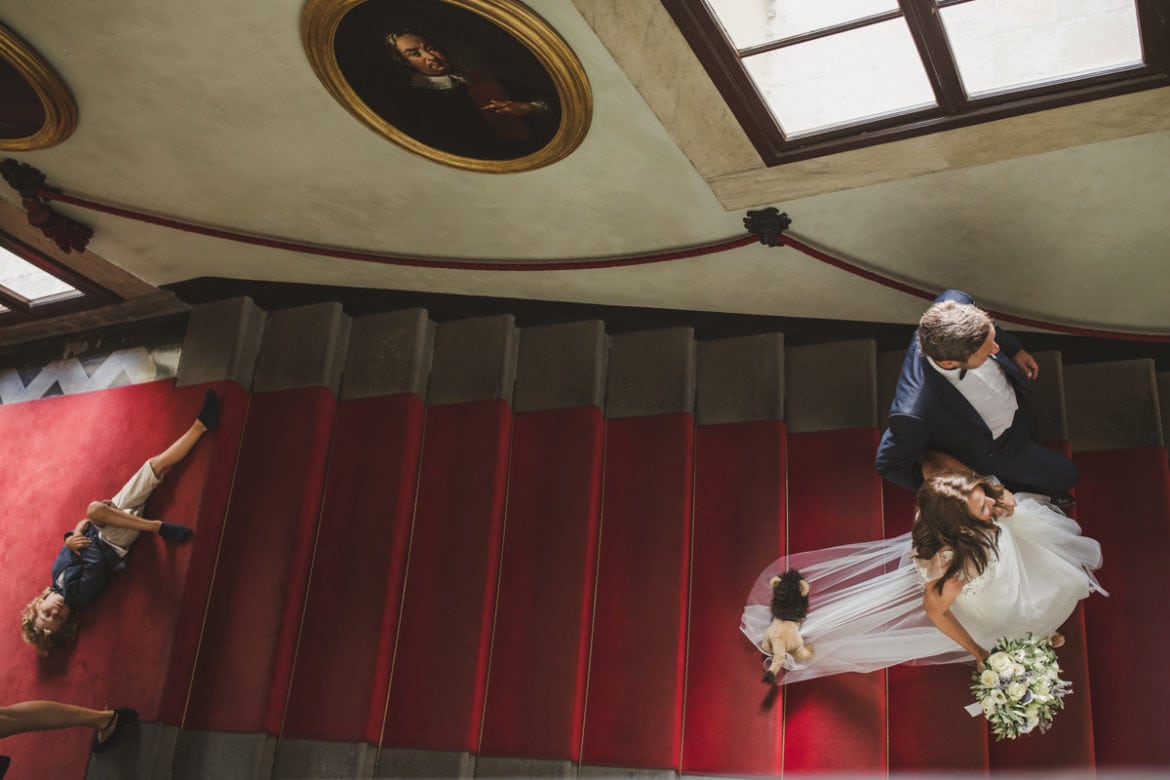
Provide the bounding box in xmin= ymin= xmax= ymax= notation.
xmin=994 ymin=489 xmax=1016 ymax=518
xmin=1013 ymin=349 xmax=1039 ymax=380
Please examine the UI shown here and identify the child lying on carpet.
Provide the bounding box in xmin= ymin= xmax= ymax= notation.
xmin=20 ymin=390 xmax=221 ymax=657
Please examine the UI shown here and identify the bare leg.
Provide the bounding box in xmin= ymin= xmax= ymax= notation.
xmin=87 ymin=501 xmax=165 ymax=535
xmin=83 ymin=410 xmax=213 ymax=544
xmin=0 ymin=701 xmax=113 ymax=739
xmin=148 ymin=420 xmax=208 ymax=478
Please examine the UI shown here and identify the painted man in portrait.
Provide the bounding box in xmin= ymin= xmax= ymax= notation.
xmin=384 ymin=30 xmax=561 ymax=160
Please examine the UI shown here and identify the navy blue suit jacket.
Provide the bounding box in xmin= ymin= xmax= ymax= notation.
xmin=876 ymin=290 xmax=1032 ymax=492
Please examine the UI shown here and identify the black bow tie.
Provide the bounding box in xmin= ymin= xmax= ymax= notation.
xmin=959 ymin=369 xmax=968 ymax=380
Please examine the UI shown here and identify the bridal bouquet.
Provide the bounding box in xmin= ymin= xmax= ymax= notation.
xmin=969 ymin=634 xmax=1072 ymax=739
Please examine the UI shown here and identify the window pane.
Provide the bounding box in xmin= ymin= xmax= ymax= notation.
xmin=0 ymin=245 xmax=82 ymax=304
xmin=743 ymin=18 xmax=937 ymax=137
xmin=706 ymin=0 xmax=899 ymax=50
xmin=941 ymin=0 xmax=1144 ymax=98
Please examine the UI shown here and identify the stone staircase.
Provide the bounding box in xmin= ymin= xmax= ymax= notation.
xmin=48 ymin=294 xmax=1167 ymax=778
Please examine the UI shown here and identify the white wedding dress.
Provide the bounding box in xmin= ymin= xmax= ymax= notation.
xmin=741 ymin=494 xmax=1106 ymax=684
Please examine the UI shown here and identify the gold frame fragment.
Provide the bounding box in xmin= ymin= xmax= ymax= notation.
xmin=302 ymin=0 xmax=592 ymax=173
xmin=0 ymin=22 xmax=78 ymax=151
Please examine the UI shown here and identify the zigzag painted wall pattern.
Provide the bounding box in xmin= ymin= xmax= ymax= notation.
xmin=0 ymin=345 xmax=182 ymax=404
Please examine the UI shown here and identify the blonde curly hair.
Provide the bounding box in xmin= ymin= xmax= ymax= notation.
xmin=20 ymin=587 xmax=79 ymax=657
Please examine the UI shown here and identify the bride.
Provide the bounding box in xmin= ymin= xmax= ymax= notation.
xmin=742 ymin=467 xmax=1106 ymax=683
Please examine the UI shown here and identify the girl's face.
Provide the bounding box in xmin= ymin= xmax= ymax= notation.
xmin=34 ymin=591 xmax=70 ymax=634
xmin=965 ymin=486 xmax=999 ymax=524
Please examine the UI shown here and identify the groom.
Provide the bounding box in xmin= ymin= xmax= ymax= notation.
xmin=876 ymin=290 xmax=1078 ymax=499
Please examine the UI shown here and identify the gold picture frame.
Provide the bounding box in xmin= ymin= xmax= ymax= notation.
xmin=0 ymin=22 xmax=78 ymax=151
xmin=302 ymin=0 xmax=592 ymax=173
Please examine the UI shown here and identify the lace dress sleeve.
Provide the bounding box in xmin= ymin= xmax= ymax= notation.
xmin=915 ymin=547 xmax=997 ymax=595
xmin=914 ymin=548 xmax=953 ymax=584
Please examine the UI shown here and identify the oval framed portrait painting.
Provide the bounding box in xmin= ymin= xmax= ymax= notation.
xmin=303 ymin=0 xmax=592 ymax=173
xmin=0 ymin=22 xmax=77 ymax=151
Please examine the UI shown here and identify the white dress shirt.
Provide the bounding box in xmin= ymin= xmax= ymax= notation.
xmin=927 ymin=356 xmax=1018 ymax=439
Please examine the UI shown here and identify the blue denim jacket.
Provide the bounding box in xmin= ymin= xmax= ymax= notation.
xmin=49 ymin=523 xmax=126 ymax=609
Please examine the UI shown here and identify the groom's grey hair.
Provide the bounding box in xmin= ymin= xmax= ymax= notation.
xmin=917 ymin=300 xmax=992 ymax=362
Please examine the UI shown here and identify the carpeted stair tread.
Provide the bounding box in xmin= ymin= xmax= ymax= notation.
xmin=280 ymin=394 xmax=425 ymax=744
xmin=580 ymin=414 xmax=693 ymax=769
xmin=479 ymin=407 xmax=605 ymax=760
xmin=157 ymin=381 xmax=250 ymax=725
xmin=382 ymin=400 xmax=512 ymax=752
xmin=782 ymin=429 xmax=886 ymax=774
xmin=1074 ymin=446 xmax=1170 ymax=767
xmin=682 ymin=421 xmax=786 ymax=775
xmin=888 ymin=663 xmax=990 ymax=770
xmin=182 ymin=387 xmax=337 ymax=734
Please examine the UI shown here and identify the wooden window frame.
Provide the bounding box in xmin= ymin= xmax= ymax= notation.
xmin=663 ymin=0 xmax=1170 ymax=165
xmin=0 ymin=232 xmax=118 ymax=325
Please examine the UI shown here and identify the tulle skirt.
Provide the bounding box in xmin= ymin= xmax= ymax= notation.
xmin=741 ymin=495 xmax=1106 ymax=684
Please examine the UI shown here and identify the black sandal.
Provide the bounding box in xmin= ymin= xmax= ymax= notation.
xmin=91 ymin=708 xmax=138 ymax=754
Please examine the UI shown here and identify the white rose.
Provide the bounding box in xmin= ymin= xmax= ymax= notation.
xmin=1010 ymin=663 xmax=1026 ymax=678
xmin=982 ymin=699 xmax=998 ymax=716
xmin=989 ymin=689 xmax=1008 ymax=705
xmin=988 ymin=652 xmax=1012 ymax=672
xmin=981 ymin=670 xmax=1001 ymax=687
xmin=1007 ymin=681 xmax=1028 ymax=701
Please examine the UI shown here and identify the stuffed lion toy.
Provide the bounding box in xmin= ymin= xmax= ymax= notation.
xmin=760 ymin=568 xmax=813 ymax=684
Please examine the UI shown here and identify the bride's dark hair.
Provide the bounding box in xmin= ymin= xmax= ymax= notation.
xmin=912 ymin=471 xmax=1004 ymax=595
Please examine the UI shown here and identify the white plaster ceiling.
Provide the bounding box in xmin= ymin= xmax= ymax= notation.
xmin=1 ymin=0 xmax=1168 ymax=334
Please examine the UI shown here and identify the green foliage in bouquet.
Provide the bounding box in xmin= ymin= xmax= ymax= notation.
xmin=970 ymin=633 xmax=1072 ymax=740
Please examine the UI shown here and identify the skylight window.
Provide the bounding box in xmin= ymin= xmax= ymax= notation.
xmin=939 ymin=0 xmax=1144 ymax=97
xmin=0 ymin=244 xmax=83 ymax=305
xmin=743 ymin=16 xmax=937 ymax=136
xmin=706 ymin=0 xmax=902 ymax=50
xmin=0 ymin=233 xmax=114 ymax=324
xmin=667 ymin=0 xmax=1167 ymax=164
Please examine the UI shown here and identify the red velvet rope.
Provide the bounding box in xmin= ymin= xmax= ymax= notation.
xmin=37 ymin=188 xmax=757 ymax=270
xmin=777 ymin=233 xmax=1170 ymax=343
xmin=37 ymin=187 xmax=1170 ymax=343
